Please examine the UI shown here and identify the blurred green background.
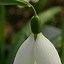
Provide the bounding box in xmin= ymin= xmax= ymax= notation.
xmin=0 ymin=0 xmax=64 ymax=64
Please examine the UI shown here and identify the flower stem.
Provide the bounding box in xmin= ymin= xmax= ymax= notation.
xmin=31 ymin=5 xmax=37 ymax=16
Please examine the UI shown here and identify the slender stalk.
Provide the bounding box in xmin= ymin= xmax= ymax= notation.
xmin=31 ymin=5 xmax=37 ymax=16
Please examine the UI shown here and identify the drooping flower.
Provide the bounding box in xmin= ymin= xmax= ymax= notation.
xmin=13 ymin=15 xmax=61 ymax=64
xmin=13 ymin=33 xmax=61 ymax=64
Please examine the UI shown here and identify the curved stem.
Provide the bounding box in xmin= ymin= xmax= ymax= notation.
xmin=31 ymin=5 xmax=37 ymax=16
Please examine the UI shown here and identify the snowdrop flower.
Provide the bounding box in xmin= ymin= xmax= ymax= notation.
xmin=13 ymin=16 xmax=61 ymax=64
xmin=13 ymin=33 xmax=61 ymax=64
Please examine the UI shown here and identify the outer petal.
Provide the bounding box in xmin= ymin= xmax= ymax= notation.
xmin=34 ymin=33 xmax=61 ymax=64
xmin=13 ymin=34 xmax=34 ymax=64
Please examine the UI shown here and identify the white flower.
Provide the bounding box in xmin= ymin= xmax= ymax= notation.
xmin=13 ymin=33 xmax=61 ymax=64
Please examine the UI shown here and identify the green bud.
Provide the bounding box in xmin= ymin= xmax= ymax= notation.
xmin=31 ymin=15 xmax=42 ymax=34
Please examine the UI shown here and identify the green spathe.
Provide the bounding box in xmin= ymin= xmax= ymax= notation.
xmin=13 ymin=33 xmax=61 ymax=64
xmin=31 ymin=16 xmax=42 ymax=34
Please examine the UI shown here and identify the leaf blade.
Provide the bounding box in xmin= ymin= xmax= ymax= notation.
xmin=0 ymin=0 xmax=31 ymax=7
xmin=39 ymin=7 xmax=62 ymax=25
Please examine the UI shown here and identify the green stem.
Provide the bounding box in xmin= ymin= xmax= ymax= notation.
xmin=31 ymin=5 xmax=37 ymax=16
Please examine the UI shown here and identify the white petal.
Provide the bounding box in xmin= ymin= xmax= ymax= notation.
xmin=34 ymin=33 xmax=61 ymax=64
xmin=13 ymin=34 xmax=34 ymax=64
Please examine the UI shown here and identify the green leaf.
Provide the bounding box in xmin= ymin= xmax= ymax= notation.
xmin=0 ymin=5 xmax=6 ymax=51
xmin=36 ymin=0 xmax=48 ymax=12
xmin=31 ymin=0 xmax=48 ymax=13
xmin=0 ymin=0 xmax=31 ymax=7
xmin=60 ymin=16 xmax=64 ymax=64
xmin=0 ymin=49 xmax=3 ymax=64
xmin=51 ymin=35 xmax=61 ymax=47
xmin=39 ymin=7 xmax=62 ymax=25
xmin=6 ymin=22 xmax=31 ymax=64
xmin=0 ymin=6 xmax=6 ymax=64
